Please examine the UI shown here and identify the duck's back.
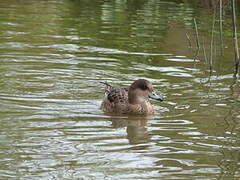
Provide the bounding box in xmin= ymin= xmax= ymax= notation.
xmin=100 ymin=86 xmax=129 ymax=114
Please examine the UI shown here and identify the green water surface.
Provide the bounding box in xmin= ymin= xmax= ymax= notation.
xmin=0 ymin=0 xmax=239 ymax=179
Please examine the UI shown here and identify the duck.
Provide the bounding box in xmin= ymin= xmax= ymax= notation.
xmin=100 ymin=79 xmax=163 ymax=115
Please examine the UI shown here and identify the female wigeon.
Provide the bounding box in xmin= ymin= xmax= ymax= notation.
xmin=100 ymin=79 xmax=163 ymax=115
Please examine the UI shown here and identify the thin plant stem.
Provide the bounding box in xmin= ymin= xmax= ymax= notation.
xmin=202 ymin=38 xmax=208 ymax=64
xmin=219 ymin=0 xmax=224 ymax=55
xmin=210 ymin=10 xmax=216 ymax=72
xmin=231 ymin=0 xmax=240 ymax=76
xmin=186 ymin=32 xmax=192 ymax=49
xmin=193 ymin=18 xmax=200 ymax=61
xmin=193 ymin=18 xmax=200 ymax=50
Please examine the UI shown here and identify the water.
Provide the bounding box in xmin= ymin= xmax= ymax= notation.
xmin=0 ymin=0 xmax=240 ymax=179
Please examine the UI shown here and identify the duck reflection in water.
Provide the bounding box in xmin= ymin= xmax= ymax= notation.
xmin=110 ymin=116 xmax=152 ymax=145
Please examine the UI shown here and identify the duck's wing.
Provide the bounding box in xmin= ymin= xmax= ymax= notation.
xmin=100 ymin=82 xmax=128 ymax=103
xmin=107 ymin=87 xmax=128 ymax=103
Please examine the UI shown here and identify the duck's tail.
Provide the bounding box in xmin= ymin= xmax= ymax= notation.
xmin=100 ymin=81 xmax=112 ymax=95
xmin=100 ymin=81 xmax=111 ymax=87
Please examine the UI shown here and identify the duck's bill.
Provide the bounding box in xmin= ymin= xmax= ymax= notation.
xmin=149 ymin=91 xmax=163 ymax=101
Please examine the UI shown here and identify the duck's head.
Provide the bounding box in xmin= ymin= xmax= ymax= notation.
xmin=128 ymin=79 xmax=163 ymax=104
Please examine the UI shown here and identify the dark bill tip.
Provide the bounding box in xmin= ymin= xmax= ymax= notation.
xmin=149 ymin=91 xmax=163 ymax=101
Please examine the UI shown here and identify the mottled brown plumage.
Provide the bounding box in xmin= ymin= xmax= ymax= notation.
xmin=100 ymin=79 xmax=163 ymax=115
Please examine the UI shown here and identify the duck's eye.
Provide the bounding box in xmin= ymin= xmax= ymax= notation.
xmin=140 ymin=84 xmax=148 ymax=90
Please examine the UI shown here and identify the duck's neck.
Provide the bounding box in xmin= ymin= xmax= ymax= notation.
xmin=129 ymin=96 xmax=154 ymax=115
xmin=128 ymin=92 xmax=148 ymax=105
xmin=128 ymin=89 xmax=138 ymax=104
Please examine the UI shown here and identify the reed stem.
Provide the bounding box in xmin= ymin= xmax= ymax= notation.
xmin=202 ymin=38 xmax=208 ymax=64
xmin=219 ymin=0 xmax=224 ymax=55
xmin=210 ymin=10 xmax=216 ymax=71
xmin=231 ymin=0 xmax=240 ymax=76
xmin=193 ymin=18 xmax=200 ymax=50
xmin=186 ymin=33 xmax=192 ymax=48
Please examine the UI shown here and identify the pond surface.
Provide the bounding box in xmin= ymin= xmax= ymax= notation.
xmin=0 ymin=0 xmax=240 ymax=179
